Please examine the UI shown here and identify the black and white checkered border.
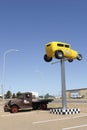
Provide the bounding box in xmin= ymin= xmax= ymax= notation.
xmin=50 ymin=108 xmax=80 ymax=115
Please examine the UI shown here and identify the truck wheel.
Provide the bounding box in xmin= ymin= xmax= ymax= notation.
xmin=40 ymin=104 xmax=47 ymax=110
xmin=55 ymin=50 xmax=64 ymax=59
xmin=11 ymin=106 xmax=18 ymax=113
xmin=68 ymin=59 xmax=73 ymax=62
xmin=33 ymin=105 xmax=38 ymax=110
xmin=77 ymin=54 xmax=82 ymax=60
xmin=44 ymin=54 xmax=52 ymax=62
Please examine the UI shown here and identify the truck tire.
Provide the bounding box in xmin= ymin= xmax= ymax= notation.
xmin=44 ymin=54 xmax=52 ymax=62
xmin=11 ymin=105 xmax=18 ymax=113
xmin=68 ymin=59 xmax=73 ymax=62
xmin=33 ymin=105 xmax=38 ymax=110
xmin=40 ymin=104 xmax=47 ymax=110
xmin=55 ymin=50 xmax=64 ymax=59
xmin=77 ymin=54 xmax=82 ymax=60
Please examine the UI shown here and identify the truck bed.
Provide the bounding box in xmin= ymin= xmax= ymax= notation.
xmin=32 ymin=98 xmax=53 ymax=103
xmin=32 ymin=98 xmax=53 ymax=110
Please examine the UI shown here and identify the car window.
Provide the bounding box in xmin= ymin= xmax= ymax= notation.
xmin=57 ymin=43 xmax=64 ymax=47
xmin=17 ymin=94 xmax=24 ymax=99
xmin=46 ymin=44 xmax=51 ymax=47
xmin=65 ymin=45 xmax=70 ymax=48
xmin=25 ymin=94 xmax=30 ymax=98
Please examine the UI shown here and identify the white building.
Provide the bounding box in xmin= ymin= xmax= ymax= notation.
xmin=31 ymin=92 xmax=38 ymax=98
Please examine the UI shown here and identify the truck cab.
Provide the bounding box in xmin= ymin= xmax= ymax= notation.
xmin=16 ymin=92 xmax=32 ymax=108
xmin=4 ymin=92 xmax=32 ymax=113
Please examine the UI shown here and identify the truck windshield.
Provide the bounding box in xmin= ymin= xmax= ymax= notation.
xmin=17 ymin=94 xmax=24 ymax=99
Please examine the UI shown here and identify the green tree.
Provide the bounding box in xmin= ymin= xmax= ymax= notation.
xmin=16 ymin=91 xmax=21 ymax=98
xmin=5 ymin=90 xmax=12 ymax=99
xmin=12 ymin=93 xmax=16 ymax=98
xmin=44 ymin=93 xmax=50 ymax=99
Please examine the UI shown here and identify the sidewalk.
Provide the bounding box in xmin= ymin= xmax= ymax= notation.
xmin=0 ymin=102 xmax=4 ymax=112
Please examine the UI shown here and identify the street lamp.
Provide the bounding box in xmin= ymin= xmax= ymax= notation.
xmin=2 ymin=49 xmax=19 ymax=103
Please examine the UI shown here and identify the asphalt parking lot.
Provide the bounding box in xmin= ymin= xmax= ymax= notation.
xmin=0 ymin=105 xmax=87 ymax=130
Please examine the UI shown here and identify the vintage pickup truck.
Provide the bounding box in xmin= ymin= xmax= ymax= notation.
xmin=4 ymin=92 xmax=53 ymax=113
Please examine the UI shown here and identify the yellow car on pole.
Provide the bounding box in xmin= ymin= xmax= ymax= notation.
xmin=44 ymin=41 xmax=82 ymax=62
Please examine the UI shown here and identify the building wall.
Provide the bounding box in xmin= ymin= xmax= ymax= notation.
xmin=79 ymin=89 xmax=87 ymax=98
xmin=66 ymin=88 xmax=87 ymax=99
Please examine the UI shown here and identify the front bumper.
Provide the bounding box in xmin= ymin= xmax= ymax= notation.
xmin=4 ymin=104 xmax=11 ymax=112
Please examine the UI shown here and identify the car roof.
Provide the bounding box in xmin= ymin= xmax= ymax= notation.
xmin=46 ymin=41 xmax=70 ymax=46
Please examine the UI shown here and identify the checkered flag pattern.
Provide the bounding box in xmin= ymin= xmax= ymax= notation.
xmin=50 ymin=108 xmax=80 ymax=115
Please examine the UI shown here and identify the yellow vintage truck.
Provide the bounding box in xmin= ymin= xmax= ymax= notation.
xmin=44 ymin=41 xmax=82 ymax=62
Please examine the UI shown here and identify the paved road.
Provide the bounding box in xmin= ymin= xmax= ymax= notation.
xmin=0 ymin=106 xmax=87 ymax=130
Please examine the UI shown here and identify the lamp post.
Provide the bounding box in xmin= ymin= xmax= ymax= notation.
xmin=2 ymin=49 xmax=19 ymax=103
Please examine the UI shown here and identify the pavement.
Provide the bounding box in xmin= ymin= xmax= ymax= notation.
xmin=0 ymin=105 xmax=87 ymax=130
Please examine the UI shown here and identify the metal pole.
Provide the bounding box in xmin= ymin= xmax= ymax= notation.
xmin=2 ymin=52 xmax=6 ymax=104
xmin=61 ymin=59 xmax=67 ymax=109
xmin=2 ymin=49 xmax=19 ymax=104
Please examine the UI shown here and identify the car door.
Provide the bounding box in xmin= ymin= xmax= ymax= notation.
xmin=23 ymin=93 xmax=32 ymax=108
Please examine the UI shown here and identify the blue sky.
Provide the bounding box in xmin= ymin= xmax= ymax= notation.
xmin=0 ymin=0 xmax=87 ymax=96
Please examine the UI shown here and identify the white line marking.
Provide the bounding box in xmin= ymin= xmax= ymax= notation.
xmin=62 ymin=124 xmax=87 ymax=130
xmin=33 ymin=114 xmax=87 ymax=125
xmin=73 ymin=114 xmax=87 ymax=119
xmin=32 ymin=117 xmax=70 ymax=124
